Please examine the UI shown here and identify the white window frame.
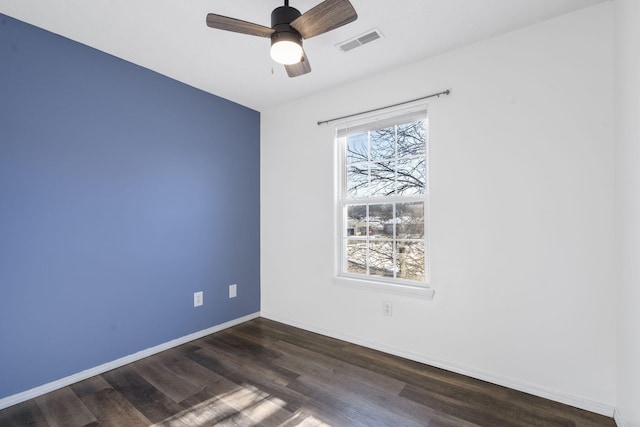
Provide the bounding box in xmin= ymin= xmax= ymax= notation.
xmin=333 ymin=103 xmax=434 ymax=299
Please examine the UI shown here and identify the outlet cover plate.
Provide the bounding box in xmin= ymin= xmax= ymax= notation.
xmin=383 ymin=301 xmax=392 ymax=316
xmin=194 ymin=291 xmax=203 ymax=307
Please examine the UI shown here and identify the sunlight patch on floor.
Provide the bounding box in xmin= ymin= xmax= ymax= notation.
xmin=152 ymin=383 xmax=331 ymax=426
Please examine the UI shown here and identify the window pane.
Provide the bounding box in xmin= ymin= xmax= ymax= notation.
xmin=346 ymin=204 xmax=367 ymax=237
xmin=339 ymin=115 xmax=428 ymax=286
xmin=369 ymin=127 xmax=395 ymax=160
xmin=397 ymin=121 xmax=426 ymax=157
xmin=346 ymin=239 xmax=367 ymax=274
xmin=346 ymin=164 xmax=369 ymax=198
xmin=396 ymin=157 xmax=425 ymax=195
xmin=369 ymin=203 xmax=393 ymax=238
xmin=346 ymin=133 xmax=368 ymax=164
xmin=369 ymin=160 xmax=396 ymax=196
xmin=397 ymin=202 xmax=424 ymax=238
xmin=397 ymin=241 xmax=425 ymax=281
xmin=368 ymin=240 xmax=395 ymax=277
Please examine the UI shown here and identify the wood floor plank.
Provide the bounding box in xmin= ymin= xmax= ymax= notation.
xmin=272 ymin=339 xmax=407 ymax=395
xmin=0 ymin=398 xmax=51 ymax=427
xmin=277 ymin=409 xmax=333 ymax=427
xmin=101 ymin=365 xmax=185 ymax=424
xmin=154 ymin=349 xmax=292 ymax=426
xmin=214 ymin=383 xmax=294 ymax=427
xmin=133 ymin=356 xmax=203 ymax=404
xmin=401 ymin=381 xmax=562 ymax=427
xmin=288 ymin=374 xmax=423 ymax=427
xmin=185 ymin=344 xmax=311 ymax=415
xmin=211 ymin=329 xmax=283 ymax=361
xmin=71 ymin=376 xmax=151 ymax=427
xmin=291 ymin=365 xmax=483 ymax=427
xmin=226 ymin=321 xmax=284 ymax=348
xmin=151 ymin=391 xmax=255 ymax=427
xmin=251 ymin=318 xmax=351 ymax=356
xmin=153 ymin=348 xmax=240 ymax=403
xmin=195 ymin=339 xmax=298 ymax=389
xmin=341 ymin=338 xmax=511 ymax=398
xmin=501 ymin=386 xmax=616 ymax=427
xmin=34 ymin=386 xmax=97 ymax=427
xmin=399 ymin=371 xmax=572 ymax=426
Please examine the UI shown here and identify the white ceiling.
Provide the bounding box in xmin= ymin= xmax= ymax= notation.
xmin=0 ymin=0 xmax=607 ymax=111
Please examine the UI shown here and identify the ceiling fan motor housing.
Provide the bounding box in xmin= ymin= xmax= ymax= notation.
xmin=271 ymin=5 xmax=301 ymax=28
xmin=271 ymin=5 xmax=303 ymax=45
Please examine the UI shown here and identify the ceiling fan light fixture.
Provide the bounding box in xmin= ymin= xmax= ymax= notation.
xmin=270 ymin=31 xmax=303 ymax=65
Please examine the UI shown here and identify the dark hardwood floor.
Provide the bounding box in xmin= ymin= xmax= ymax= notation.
xmin=0 ymin=318 xmax=616 ymax=426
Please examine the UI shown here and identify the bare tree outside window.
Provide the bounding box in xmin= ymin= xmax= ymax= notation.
xmin=341 ymin=118 xmax=428 ymax=283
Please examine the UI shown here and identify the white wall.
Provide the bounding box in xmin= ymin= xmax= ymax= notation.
xmin=614 ymin=0 xmax=640 ymax=426
xmin=261 ymin=3 xmax=616 ymax=414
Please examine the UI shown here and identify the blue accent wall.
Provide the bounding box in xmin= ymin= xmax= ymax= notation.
xmin=0 ymin=14 xmax=260 ymax=399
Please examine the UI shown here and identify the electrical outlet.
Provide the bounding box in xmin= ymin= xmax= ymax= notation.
xmin=383 ymin=301 xmax=393 ymax=317
xmin=229 ymin=284 xmax=237 ymax=298
xmin=194 ymin=291 xmax=203 ymax=307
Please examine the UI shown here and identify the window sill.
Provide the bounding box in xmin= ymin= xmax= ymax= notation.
xmin=332 ymin=275 xmax=435 ymax=300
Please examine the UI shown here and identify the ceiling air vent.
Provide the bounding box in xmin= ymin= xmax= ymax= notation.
xmin=337 ymin=29 xmax=383 ymax=52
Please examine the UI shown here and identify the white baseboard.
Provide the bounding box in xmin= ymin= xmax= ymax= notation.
xmin=0 ymin=312 xmax=260 ymax=411
xmin=261 ymin=311 xmax=616 ymax=419
xmin=614 ymin=408 xmax=628 ymax=427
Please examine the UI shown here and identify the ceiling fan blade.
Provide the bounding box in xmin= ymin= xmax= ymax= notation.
xmin=290 ymin=0 xmax=358 ymax=39
xmin=206 ymin=13 xmax=274 ymax=38
xmin=285 ymin=52 xmax=312 ymax=78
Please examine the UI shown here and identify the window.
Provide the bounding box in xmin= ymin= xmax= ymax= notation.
xmin=336 ymin=109 xmax=429 ymax=289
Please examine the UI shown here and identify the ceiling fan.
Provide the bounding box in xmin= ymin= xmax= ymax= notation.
xmin=206 ymin=0 xmax=358 ymax=77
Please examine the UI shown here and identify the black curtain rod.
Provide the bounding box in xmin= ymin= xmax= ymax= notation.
xmin=317 ymin=89 xmax=451 ymax=126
